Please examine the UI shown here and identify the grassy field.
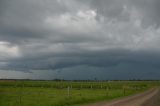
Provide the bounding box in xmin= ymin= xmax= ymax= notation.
xmin=0 ymin=80 xmax=159 ymax=106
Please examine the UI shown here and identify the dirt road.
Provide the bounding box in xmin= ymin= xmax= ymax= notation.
xmin=86 ymin=88 xmax=159 ymax=106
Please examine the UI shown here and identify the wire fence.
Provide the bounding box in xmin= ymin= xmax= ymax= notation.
xmin=0 ymin=81 xmax=153 ymax=106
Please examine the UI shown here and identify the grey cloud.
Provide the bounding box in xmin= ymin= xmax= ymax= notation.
xmin=91 ymin=0 xmax=160 ymax=27
xmin=0 ymin=0 xmax=160 ymax=80
xmin=91 ymin=0 xmax=129 ymax=20
xmin=3 ymin=50 xmax=160 ymax=72
xmin=130 ymin=0 xmax=160 ymax=27
xmin=0 ymin=0 xmax=68 ymax=43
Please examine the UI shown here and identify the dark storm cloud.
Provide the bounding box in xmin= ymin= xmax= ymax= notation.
xmin=0 ymin=0 xmax=67 ymax=43
xmin=130 ymin=0 xmax=160 ymax=27
xmin=0 ymin=0 xmax=160 ymax=80
xmin=91 ymin=0 xmax=128 ymax=19
xmin=91 ymin=0 xmax=160 ymax=27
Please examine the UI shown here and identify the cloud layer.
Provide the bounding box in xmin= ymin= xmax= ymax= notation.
xmin=0 ymin=0 xmax=160 ymax=80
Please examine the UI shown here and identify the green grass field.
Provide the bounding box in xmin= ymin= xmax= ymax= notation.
xmin=0 ymin=80 xmax=159 ymax=106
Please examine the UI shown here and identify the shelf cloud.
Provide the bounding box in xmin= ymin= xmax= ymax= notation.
xmin=0 ymin=0 xmax=160 ymax=80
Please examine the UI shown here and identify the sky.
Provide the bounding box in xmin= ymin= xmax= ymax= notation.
xmin=0 ymin=0 xmax=160 ymax=80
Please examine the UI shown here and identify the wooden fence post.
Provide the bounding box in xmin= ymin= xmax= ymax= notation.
xmin=68 ymin=86 xmax=70 ymax=98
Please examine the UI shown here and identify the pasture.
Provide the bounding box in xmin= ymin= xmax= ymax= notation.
xmin=0 ymin=80 xmax=159 ymax=106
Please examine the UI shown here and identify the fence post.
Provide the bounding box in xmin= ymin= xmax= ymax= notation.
xmin=68 ymin=86 xmax=70 ymax=98
xmin=81 ymin=84 xmax=82 ymax=89
xmin=106 ymin=86 xmax=109 ymax=96
xmin=123 ymin=88 xmax=126 ymax=95
xmin=91 ymin=85 xmax=92 ymax=89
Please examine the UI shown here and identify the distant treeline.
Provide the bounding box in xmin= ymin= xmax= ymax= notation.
xmin=0 ymin=78 xmax=160 ymax=82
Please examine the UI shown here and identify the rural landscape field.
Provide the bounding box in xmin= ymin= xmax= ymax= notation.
xmin=0 ymin=80 xmax=159 ymax=106
xmin=1 ymin=0 xmax=160 ymax=106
